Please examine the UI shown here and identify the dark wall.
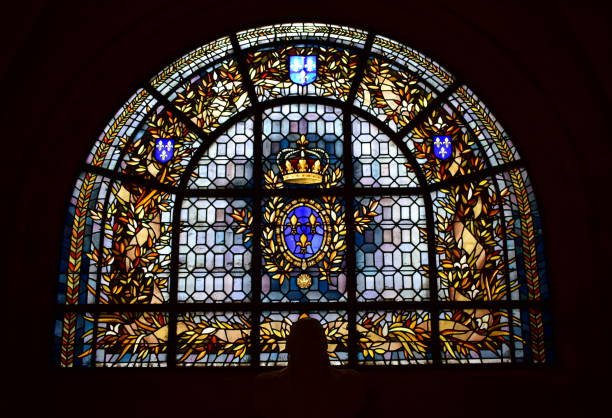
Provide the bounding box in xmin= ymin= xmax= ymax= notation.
xmin=4 ymin=1 xmax=609 ymax=416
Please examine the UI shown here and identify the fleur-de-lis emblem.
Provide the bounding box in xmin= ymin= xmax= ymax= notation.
xmin=154 ymin=139 xmax=175 ymax=163
xmin=289 ymin=56 xmax=317 ymax=86
xmin=287 ymin=214 xmax=299 ymax=234
xmin=295 ymin=234 xmax=312 ymax=254
xmin=433 ymin=135 xmax=452 ymax=160
xmin=307 ymin=213 xmax=321 ymax=234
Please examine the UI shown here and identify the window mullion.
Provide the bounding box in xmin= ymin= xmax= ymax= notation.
xmin=230 ymin=33 xmax=259 ymax=107
xmin=343 ymin=108 xmax=358 ymax=367
xmin=338 ymin=32 xmax=374 ymax=368
xmin=167 ymin=189 xmax=183 ymax=368
xmin=395 ymin=80 xmax=462 ymax=140
xmin=250 ymin=111 xmax=264 ymax=366
xmin=346 ymin=32 xmax=375 ymax=105
xmin=423 ymin=189 xmax=442 ymax=365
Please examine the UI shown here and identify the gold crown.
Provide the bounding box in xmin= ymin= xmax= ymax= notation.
xmin=277 ymin=135 xmax=329 ymax=184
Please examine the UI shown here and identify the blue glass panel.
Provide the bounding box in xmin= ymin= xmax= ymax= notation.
xmin=289 ymin=55 xmax=317 ymax=85
xmin=154 ymin=138 xmax=175 ymax=163
xmin=433 ymin=135 xmax=452 ymax=160
xmin=283 ymin=204 xmax=325 ymax=259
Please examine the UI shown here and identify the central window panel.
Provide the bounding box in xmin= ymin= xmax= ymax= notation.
xmin=174 ymin=102 xmax=434 ymax=366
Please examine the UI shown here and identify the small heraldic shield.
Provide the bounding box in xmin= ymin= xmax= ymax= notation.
xmin=433 ymin=135 xmax=452 ymax=160
xmin=155 ymin=139 xmax=175 ymax=163
xmin=289 ymin=55 xmax=317 ymax=85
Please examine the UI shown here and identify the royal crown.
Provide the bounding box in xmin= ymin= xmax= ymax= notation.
xmin=277 ymin=135 xmax=329 ymax=184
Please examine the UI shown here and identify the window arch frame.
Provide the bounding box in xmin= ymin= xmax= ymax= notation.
xmin=55 ymin=23 xmax=551 ymax=368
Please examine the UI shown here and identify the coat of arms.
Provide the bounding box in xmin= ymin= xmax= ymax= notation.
xmin=433 ymin=135 xmax=452 ymax=160
xmin=231 ymin=135 xmax=379 ymax=300
xmin=154 ymin=138 xmax=175 ymax=163
xmin=289 ymin=55 xmax=317 ymax=86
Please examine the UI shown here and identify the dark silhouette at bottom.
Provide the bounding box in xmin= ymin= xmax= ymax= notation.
xmin=253 ymin=318 xmax=371 ymax=418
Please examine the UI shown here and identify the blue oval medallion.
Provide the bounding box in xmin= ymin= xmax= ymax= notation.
xmin=283 ymin=205 xmax=325 ymax=259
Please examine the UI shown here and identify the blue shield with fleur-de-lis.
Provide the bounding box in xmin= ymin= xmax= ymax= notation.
xmin=433 ymin=135 xmax=452 ymax=160
xmin=154 ymin=139 xmax=175 ymax=163
xmin=289 ymin=55 xmax=317 ymax=86
xmin=283 ymin=205 xmax=325 ymax=259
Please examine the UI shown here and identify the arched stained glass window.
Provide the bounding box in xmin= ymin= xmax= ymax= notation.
xmin=54 ymin=23 xmax=551 ymax=368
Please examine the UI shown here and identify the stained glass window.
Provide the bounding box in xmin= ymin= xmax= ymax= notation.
xmin=55 ymin=23 xmax=551 ymax=368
